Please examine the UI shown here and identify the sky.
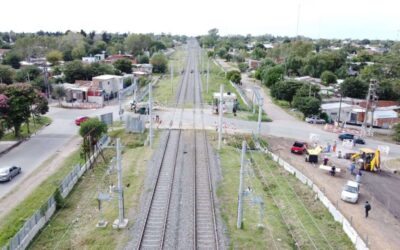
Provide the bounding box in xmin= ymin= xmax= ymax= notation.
xmin=1 ymin=0 xmax=399 ymax=40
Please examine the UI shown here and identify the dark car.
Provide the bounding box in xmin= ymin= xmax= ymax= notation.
xmin=338 ymin=133 xmax=365 ymax=144
xmin=75 ymin=116 xmax=89 ymax=126
xmin=291 ymin=141 xmax=308 ymax=154
xmin=338 ymin=133 xmax=354 ymax=141
xmin=0 ymin=166 xmax=22 ymax=182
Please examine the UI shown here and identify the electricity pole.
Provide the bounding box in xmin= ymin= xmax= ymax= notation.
xmin=218 ymin=85 xmax=224 ymax=150
xmin=362 ymin=79 xmax=378 ymax=136
xmin=149 ymin=81 xmax=153 ymax=148
xmin=206 ymin=59 xmax=210 ymax=93
xmin=257 ymin=97 xmax=263 ymax=137
xmin=118 ymin=90 xmax=122 ymax=121
xmin=171 ymin=62 xmax=174 ymax=94
xmin=237 ymin=140 xmax=246 ymax=229
xmin=113 ymin=138 xmax=128 ymax=229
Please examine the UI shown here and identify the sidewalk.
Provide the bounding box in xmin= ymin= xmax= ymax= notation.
xmin=0 ymin=141 xmax=22 ymax=157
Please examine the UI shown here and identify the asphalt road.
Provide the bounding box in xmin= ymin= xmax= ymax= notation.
xmin=0 ymin=103 xmax=123 ymax=198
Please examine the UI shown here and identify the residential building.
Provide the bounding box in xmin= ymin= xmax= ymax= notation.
xmin=247 ymin=59 xmax=262 ymax=70
xmin=321 ymin=102 xmax=355 ymax=123
xmin=82 ymin=54 xmax=105 ymax=64
xmin=92 ymin=75 xmax=124 ymax=96
xmin=105 ymin=54 xmax=136 ymax=64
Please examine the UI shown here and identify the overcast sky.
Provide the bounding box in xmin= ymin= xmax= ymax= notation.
xmin=1 ymin=0 xmax=399 ymax=40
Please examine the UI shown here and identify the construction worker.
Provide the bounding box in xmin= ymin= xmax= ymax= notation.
xmin=323 ymin=155 xmax=329 ymax=166
xmin=364 ymin=201 xmax=371 ymax=218
xmin=330 ymin=165 xmax=336 ymax=176
xmin=356 ymin=170 xmax=362 ymax=183
xmin=349 ymin=161 xmax=356 ymax=175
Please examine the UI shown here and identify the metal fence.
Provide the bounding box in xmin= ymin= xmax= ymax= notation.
xmin=259 ymin=143 xmax=369 ymax=250
xmin=2 ymin=135 xmax=110 ymax=250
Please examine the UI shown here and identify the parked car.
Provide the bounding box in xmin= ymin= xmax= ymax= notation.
xmin=75 ymin=116 xmax=89 ymax=126
xmin=291 ymin=141 xmax=308 ymax=154
xmin=341 ymin=180 xmax=360 ymax=203
xmin=338 ymin=133 xmax=354 ymax=140
xmin=305 ymin=116 xmax=326 ymax=124
xmin=0 ymin=166 xmax=22 ymax=182
xmin=338 ymin=133 xmax=366 ymax=144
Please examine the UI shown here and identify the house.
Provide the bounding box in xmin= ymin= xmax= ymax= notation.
xmin=134 ymin=64 xmax=153 ymax=74
xmin=92 ymin=75 xmax=123 ymax=96
xmin=349 ymin=108 xmax=399 ymax=128
xmin=105 ymin=54 xmax=136 ymax=64
xmin=321 ymin=102 xmax=355 ymax=123
xmin=294 ymin=76 xmax=334 ymax=96
xmin=248 ymin=59 xmax=262 ymax=70
xmin=62 ymin=83 xmax=89 ymax=103
xmin=263 ymin=43 xmax=274 ymax=49
xmin=82 ymin=54 xmax=105 ymax=64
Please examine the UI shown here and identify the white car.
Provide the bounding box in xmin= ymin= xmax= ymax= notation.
xmin=305 ymin=116 xmax=326 ymax=124
xmin=341 ymin=180 xmax=360 ymax=203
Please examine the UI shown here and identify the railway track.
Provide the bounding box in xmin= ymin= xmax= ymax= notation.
xmin=135 ymin=40 xmax=220 ymax=250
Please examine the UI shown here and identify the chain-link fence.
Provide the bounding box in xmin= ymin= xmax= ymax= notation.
xmin=2 ymin=135 xmax=110 ymax=250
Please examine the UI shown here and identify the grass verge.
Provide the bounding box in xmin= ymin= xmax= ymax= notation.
xmin=0 ymin=149 xmax=83 ymax=247
xmin=152 ymin=47 xmax=187 ymax=105
xmin=215 ymin=135 xmax=354 ymax=249
xmin=28 ymin=129 xmax=157 ymax=249
xmin=201 ymin=56 xmax=246 ymax=109
xmin=225 ymin=110 xmax=272 ymax=122
xmin=1 ymin=116 xmax=52 ymax=141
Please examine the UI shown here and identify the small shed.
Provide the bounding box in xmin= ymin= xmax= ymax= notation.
xmin=213 ymin=92 xmax=237 ymax=113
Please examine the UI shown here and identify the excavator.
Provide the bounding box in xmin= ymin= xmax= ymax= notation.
xmin=351 ymin=148 xmax=381 ymax=172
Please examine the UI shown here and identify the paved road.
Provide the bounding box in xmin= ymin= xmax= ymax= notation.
xmin=0 ymin=103 xmax=124 ymax=198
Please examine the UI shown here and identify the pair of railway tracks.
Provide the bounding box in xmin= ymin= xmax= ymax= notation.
xmin=135 ymin=42 xmax=219 ymax=249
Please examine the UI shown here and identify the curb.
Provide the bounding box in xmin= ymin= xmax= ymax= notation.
xmin=0 ymin=140 xmax=24 ymax=157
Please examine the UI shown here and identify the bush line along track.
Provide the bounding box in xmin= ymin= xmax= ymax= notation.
xmin=136 ymin=41 xmax=219 ymax=249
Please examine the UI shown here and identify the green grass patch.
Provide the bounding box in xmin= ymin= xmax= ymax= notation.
xmin=225 ymin=110 xmax=272 ymax=122
xmin=1 ymin=116 xmax=52 ymax=141
xmin=29 ymin=130 xmax=157 ymax=249
xmin=0 ymin=149 xmax=84 ymax=247
xmin=215 ymin=135 xmax=354 ymax=249
xmin=201 ymin=56 xmax=246 ymax=109
xmin=152 ymin=47 xmax=187 ymax=105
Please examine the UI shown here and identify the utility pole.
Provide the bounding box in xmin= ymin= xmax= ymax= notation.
xmin=337 ymin=93 xmax=343 ymax=127
xmin=362 ymin=79 xmax=378 ymax=136
xmin=44 ymin=63 xmax=50 ymax=99
xmin=118 ymin=89 xmax=122 ymax=121
xmin=133 ymin=76 xmax=137 ymax=103
xmin=257 ymin=97 xmax=263 ymax=137
xmin=113 ymin=138 xmax=128 ymax=229
xmin=218 ymin=85 xmax=224 ymax=150
xmin=149 ymin=81 xmax=153 ymax=148
xmin=237 ymin=140 xmax=246 ymax=229
xmin=171 ymin=62 xmax=174 ymax=94
xmin=206 ymin=59 xmax=210 ymax=93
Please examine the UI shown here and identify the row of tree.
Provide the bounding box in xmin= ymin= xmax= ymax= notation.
xmin=0 ymin=83 xmax=49 ymax=138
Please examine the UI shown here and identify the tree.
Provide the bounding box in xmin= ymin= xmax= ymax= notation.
xmin=15 ymin=65 xmax=41 ymax=82
xmin=137 ymin=54 xmax=149 ymax=64
xmin=341 ymin=77 xmax=368 ymax=98
xmin=113 ymin=58 xmax=132 ymax=74
xmin=238 ymin=63 xmax=248 ymax=73
xmin=216 ymin=47 xmax=228 ymax=59
xmin=292 ymin=96 xmax=321 ymax=117
xmin=149 ymin=41 xmax=166 ymax=54
xmin=320 ymin=71 xmax=337 ymax=85
xmin=46 ymin=50 xmax=63 ymax=65
xmin=71 ymin=44 xmax=86 ymax=59
xmin=0 ymin=94 xmax=8 ymax=139
xmin=64 ymin=60 xmax=87 ymax=82
xmin=261 ymin=65 xmax=284 ymax=87
xmin=2 ymin=52 xmax=21 ymax=69
xmin=0 ymin=65 xmax=15 ymax=84
xmin=270 ymin=80 xmax=303 ymax=103
xmin=52 ymin=85 xmax=66 ymax=106
xmin=286 ymin=55 xmax=304 ymax=76
xmin=251 ymin=47 xmax=266 ymax=60
xmin=86 ymin=63 xmax=116 ymax=78
xmin=226 ymin=70 xmax=241 ymax=84
xmin=150 ymin=53 xmax=168 ymax=73
xmin=124 ymin=34 xmax=152 ymax=56
xmin=79 ymin=117 xmax=107 ymax=157
xmin=0 ymin=83 xmax=48 ymax=138
xmin=377 ymin=80 xmax=400 ymax=101
xmin=393 ymin=123 xmax=400 ymax=142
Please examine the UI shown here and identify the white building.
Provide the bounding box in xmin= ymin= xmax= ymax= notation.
xmin=92 ymin=75 xmax=123 ymax=96
xmin=321 ymin=102 xmax=355 ymax=123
